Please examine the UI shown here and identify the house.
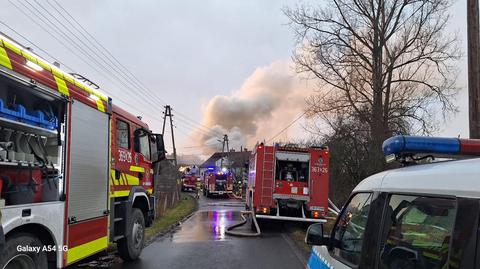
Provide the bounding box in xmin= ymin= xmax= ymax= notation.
xmin=200 ymin=149 xmax=251 ymax=179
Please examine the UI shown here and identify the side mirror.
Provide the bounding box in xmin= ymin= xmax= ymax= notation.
xmin=305 ymin=223 xmax=329 ymax=246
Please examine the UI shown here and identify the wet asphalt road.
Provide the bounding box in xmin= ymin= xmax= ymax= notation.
xmin=110 ymin=194 xmax=308 ymax=269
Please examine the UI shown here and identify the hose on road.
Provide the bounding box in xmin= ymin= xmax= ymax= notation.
xmin=225 ymin=210 xmax=261 ymax=237
xmin=226 ymin=204 xmax=340 ymax=237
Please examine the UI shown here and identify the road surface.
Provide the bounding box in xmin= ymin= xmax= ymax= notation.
xmin=109 ymin=194 xmax=308 ymax=269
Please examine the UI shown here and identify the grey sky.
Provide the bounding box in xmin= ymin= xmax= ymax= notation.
xmin=0 ymin=0 xmax=470 ymax=157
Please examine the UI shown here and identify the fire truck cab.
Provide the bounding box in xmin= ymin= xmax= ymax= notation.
xmin=0 ymin=34 xmax=164 ymax=268
xmin=247 ymin=143 xmax=329 ymax=223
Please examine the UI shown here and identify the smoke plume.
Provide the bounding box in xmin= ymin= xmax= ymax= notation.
xmin=196 ymin=60 xmax=314 ymax=153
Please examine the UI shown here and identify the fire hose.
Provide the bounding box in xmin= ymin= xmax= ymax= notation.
xmin=225 ymin=210 xmax=261 ymax=237
xmin=226 ymin=200 xmax=341 ymax=237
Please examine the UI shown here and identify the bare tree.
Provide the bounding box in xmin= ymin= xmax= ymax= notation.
xmin=285 ymin=0 xmax=460 ymax=171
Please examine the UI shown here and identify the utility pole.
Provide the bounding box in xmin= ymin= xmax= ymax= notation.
xmin=220 ymin=134 xmax=229 ymax=168
xmin=162 ymin=105 xmax=177 ymax=166
xmin=468 ymin=0 xmax=480 ymax=138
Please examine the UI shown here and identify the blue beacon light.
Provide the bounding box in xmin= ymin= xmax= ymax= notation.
xmin=382 ymin=135 xmax=461 ymax=157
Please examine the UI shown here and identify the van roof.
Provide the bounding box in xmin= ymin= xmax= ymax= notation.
xmin=353 ymin=158 xmax=480 ymax=198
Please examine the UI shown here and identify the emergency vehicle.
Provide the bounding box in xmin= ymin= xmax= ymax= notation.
xmin=181 ymin=174 xmax=198 ymax=192
xmin=306 ymin=135 xmax=480 ymax=269
xmin=203 ymin=168 xmax=234 ymax=197
xmin=0 ymin=34 xmax=165 ymax=268
xmin=246 ymin=143 xmax=329 ymax=223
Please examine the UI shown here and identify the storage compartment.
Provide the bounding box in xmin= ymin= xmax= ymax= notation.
xmin=0 ymin=167 xmax=60 ymax=205
xmin=0 ymin=75 xmax=65 ymax=206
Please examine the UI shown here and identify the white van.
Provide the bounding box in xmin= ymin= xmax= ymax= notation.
xmin=305 ymin=135 xmax=480 ymax=269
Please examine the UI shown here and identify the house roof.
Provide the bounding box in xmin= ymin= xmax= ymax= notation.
xmin=200 ymin=151 xmax=251 ymax=169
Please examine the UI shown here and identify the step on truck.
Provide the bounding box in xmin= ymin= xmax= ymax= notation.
xmin=0 ymin=34 xmax=165 ymax=268
xmin=246 ymin=143 xmax=329 ymax=223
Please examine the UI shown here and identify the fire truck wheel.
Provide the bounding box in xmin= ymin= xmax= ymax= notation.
xmin=118 ymin=208 xmax=145 ymax=261
xmin=0 ymin=233 xmax=48 ymax=269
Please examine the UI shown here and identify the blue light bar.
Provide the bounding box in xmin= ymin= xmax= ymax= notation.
xmin=382 ymin=135 xmax=460 ymax=156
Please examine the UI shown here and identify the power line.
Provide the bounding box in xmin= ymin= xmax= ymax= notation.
xmin=9 ymin=0 xmax=170 ymax=127
xmin=8 ymin=0 xmax=224 ymax=144
xmin=48 ymin=0 xmax=224 ymax=138
xmin=266 ymin=111 xmax=307 ymax=143
xmin=49 ymin=0 xmax=169 ymax=104
xmin=0 ymin=20 xmax=74 ymax=72
xmin=25 ymin=0 xmax=163 ymax=113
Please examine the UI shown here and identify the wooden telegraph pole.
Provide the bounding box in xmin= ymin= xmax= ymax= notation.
xmin=468 ymin=0 xmax=480 ymax=138
xmin=162 ymin=105 xmax=177 ymax=166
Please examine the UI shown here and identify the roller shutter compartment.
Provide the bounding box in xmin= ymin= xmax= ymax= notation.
xmin=68 ymin=100 xmax=109 ymax=222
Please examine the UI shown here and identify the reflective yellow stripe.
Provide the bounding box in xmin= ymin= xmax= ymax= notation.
xmin=2 ymin=39 xmax=21 ymax=55
xmin=54 ymin=76 xmax=69 ymax=96
xmin=36 ymin=58 xmax=52 ymax=71
xmin=125 ymin=173 xmax=139 ymax=185
xmin=0 ymin=35 xmax=109 ymax=103
xmin=96 ymin=99 xmax=105 ymax=112
xmin=130 ymin=166 xmax=145 ymax=173
xmin=0 ymin=47 xmax=12 ymax=69
xmin=21 ymin=50 xmax=38 ymax=63
xmin=112 ymin=190 xmax=130 ymax=197
xmin=110 ymin=170 xmax=140 ymax=187
xmin=67 ymin=236 xmax=108 ymax=264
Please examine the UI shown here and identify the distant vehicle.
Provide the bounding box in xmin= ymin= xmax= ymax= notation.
xmin=305 ymin=135 xmax=480 ymax=269
xmin=181 ymin=175 xmax=198 ymax=192
xmin=0 ymin=34 xmax=165 ymax=268
xmin=203 ymin=168 xmax=233 ymax=197
xmin=246 ymin=143 xmax=329 ymax=223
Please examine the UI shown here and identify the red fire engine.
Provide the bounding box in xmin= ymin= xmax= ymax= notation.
xmin=203 ymin=168 xmax=234 ymax=197
xmin=0 ymin=34 xmax=165 ymax=268
xmin=181 ymin=175 xmax=198 ymax=192
xmin=246 ymin=143 xmax=329 ymax=222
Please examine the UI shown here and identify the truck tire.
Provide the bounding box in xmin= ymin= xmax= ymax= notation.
xmin=0 ymin=233 xmax=48 ymax=269
xmin=118 ymin=208 xmax=145 ymax=261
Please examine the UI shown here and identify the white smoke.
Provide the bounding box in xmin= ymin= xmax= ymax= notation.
xmin=196 ymin=60 xmax=314 ymax=153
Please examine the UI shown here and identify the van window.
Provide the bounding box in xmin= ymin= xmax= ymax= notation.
xmin=332 ymin=192 xmax=373 ymax=266
xmin=379 ymin=195 xmax=456 ymax=269
xmin=116 ymin=120 xmax=129 ymax=149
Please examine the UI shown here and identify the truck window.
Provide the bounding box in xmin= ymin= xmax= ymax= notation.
xmin=116 ymin=120 xmax=130 ymax=149
xmin=275 ymin=160 xmax=309 ymax=182
xmin=134 ymin=129 xmax=150 ymax=161
xmin=379 ymin=195 xmax=456 ymax=269
xmin=332 ymin=192 xmax=373 ymax=266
